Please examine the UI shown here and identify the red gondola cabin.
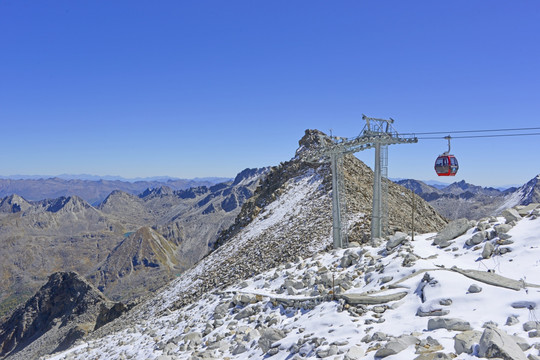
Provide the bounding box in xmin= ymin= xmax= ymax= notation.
xmin=434 ymin=155 xmax=458 ymax=176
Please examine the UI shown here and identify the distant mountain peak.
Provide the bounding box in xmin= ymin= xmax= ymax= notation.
xmin=138 ymin=186 xmax=175 ymax=199
xmin=0 ymin=194 xmax=31 ymax=213
xmin=89 ymin=226 xmax=180 ymax=297
xmin=45 ymin=195 xmax=91 ymax=213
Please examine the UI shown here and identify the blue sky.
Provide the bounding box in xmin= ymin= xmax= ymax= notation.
xmin=1 ymin=1 xmax=539 ymax=187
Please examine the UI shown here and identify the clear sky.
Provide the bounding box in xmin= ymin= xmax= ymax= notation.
xmin=1 ymin=1 xmax=539 ymax=187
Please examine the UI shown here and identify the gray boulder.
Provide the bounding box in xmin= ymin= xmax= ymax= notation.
xmin=478 ymin=326 xmax=527 ymax=360
xmin=468 ymin=284 xmax=482 ymax=293
xmin=213 ymin=302 xmax=231 ymax=319
xmin=437 ymin=239 xmax=454 ymax=248
xmin=414 ymin=353 xmax=452 ymax=360
xmin=344 ymin=345 xmax=365 ymax=360
xmin=416 ymin=307 xmax=449 ymax=317
xmin=233 ymin=293 xmax=257 ymax=305
xmin=284 ymin=279 xmax=304 ymax=290
xmin=517 ymin=203 xmax=540 ymax=216
xmin=316 ymin=345 xmax=338 ymax=358
xmin=524 ymin=321 xmax=540 ymax=332
xmin=482 ymin=241 xmax=495 ymax=259
xmin=512 ymin=301 xmax=536 ymax=310
xmin=374 ymin=339 xmax=409 ymax=358
xmin=234 ymin=306 xmax=256 ymax=320
xmin=416 ymin=336 xmax=443 ymax=353
xmin=439 ymin=298 xmax=453 ymax=306
xmin=340 ymin=250 xmax=360 ymax=268
xmin=258 ymin=328 xmax=285 ymax=353
xmin=402 ymin=253 xmax=419 ymax=267
xmin=495 ymin=223 xmax=513 ymax=235
xmin=502 ymin=208 xmax=522 ymax=223
xmin=506 ymin=316 xmax=520 ymax=326
xmin=466 ymin=231 xmax=486 ymax=246
xmin=432 ymin=219 xmax=471 ymax=246
xmin=398 ymin=334 xmax=420 ymax=346
xmin=387 ymin=232 xmax=408 ymax=251
xmin=232 ymin=343 xmax=248 ymax=355
xmin=339 ymin=291 xmax=408 ymax=305
xmin=184 ymin=332 xmax=203 ymax=346
xmin=371 ymin=331 xmax=388 ymax=342
xmin=499 ymin=233 xmax=513 ymax=241
xmin=428 ymin=318 xmax=472 ymax=331
xmin=454 ymin=330 xmax=482 ymax=354
xmin=477 ymin=222 xmax=491 ymax=231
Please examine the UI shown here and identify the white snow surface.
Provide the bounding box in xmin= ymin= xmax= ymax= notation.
xmin=45 ymin=199 xmax=540 ymax=359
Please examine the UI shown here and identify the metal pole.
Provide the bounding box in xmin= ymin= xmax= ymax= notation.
xmin=371 ymin=143 xmax=382 ymax=242
xmin=330 ymin=153 xmax=342 ymax=248
xmin=411 ymin=190 xmax=415 ymax=241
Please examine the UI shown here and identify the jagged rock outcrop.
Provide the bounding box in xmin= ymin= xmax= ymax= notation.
xmin=0 ymin=272 xmax=125 ymax=360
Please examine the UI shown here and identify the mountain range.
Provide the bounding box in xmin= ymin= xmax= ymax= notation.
xmin=0 ymin=129 xmax=538 ymax=359
xmin=0 ymin=168 xmax=267 ymax=321
xmin=394 ymin=177 xmax=540 ymax=220
xmin=0 ymin=177 xmax=229 ymax=206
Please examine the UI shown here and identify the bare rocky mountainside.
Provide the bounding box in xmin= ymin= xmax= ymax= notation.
xmin=0 ymin=168 xmax=266 ymax=318
xmin=395 ymin=177 xmax=540 ymax=220
xmin=0 ymin=129 xmax=450 ymax=359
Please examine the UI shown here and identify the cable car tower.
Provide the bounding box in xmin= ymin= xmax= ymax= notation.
xmin=304 ymin=115 xmax=417 ymax=248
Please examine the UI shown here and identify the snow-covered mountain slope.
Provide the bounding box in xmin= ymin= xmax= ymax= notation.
xmin=45 ymin=203 xmax=540 ymax=360
xmin=498 ymin=174 xmax=540 ymax=212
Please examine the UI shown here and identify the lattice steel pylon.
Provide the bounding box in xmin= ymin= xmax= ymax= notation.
xmin=303 ymin=115 xmax=417 ymax=248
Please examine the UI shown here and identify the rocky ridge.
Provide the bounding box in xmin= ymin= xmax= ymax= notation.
xmin=0 ymin=272 xmax=126 ymax=360
xmin=216 ymin=130 xmax=446 ymax=249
